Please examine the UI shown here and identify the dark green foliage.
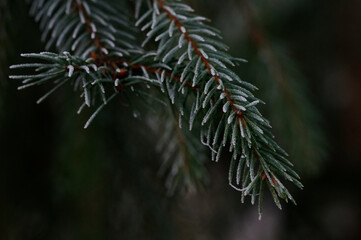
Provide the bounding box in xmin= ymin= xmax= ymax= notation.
xmin=9 ymin=0 xmax=304 ymax=217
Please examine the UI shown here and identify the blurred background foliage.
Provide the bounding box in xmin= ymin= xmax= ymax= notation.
xmin=1 ymin=0 xmax=361 ymax=239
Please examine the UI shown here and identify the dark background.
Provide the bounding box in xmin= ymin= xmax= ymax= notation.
xmin=1 ymin=0 xmax=361 ymax=239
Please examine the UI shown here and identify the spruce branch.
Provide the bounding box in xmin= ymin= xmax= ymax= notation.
xmin=136 ymin=0 xmax=303 ymax=217
xmin=9 ymin=0 xmax=305 ymax=217
xmin=30 ymin=0 xmax=140 ymax=57
xmin=240 ymin=0 xmax=325 ymax=174
xmin=150 ymin=107 xmax=208 ymax=195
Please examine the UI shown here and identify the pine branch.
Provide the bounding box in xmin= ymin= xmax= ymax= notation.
xmin=150 ymin=107 xmax=208 ymax=195
xmin=240 ymin=0 xmax=325 ymax=174
xmin=9 ymin=0 xmax=305 ymax=217
xmin=136 ymin=0 xmax=303 ymax=217
xmin=30 ymin=0 xmax=140 ymax=57
xmin=11 ymin=51 xmax=171 ymax=119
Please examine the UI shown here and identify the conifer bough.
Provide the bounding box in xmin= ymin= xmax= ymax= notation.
xmin=10 ymin=0 xmax=303 ymax=218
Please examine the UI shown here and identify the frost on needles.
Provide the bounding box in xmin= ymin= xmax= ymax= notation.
xmin=9 ymin=0 xmax=303 ymax=218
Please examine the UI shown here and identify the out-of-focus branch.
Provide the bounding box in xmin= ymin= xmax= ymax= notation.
xmin=239 ymin=0 xmax=325 ymax=174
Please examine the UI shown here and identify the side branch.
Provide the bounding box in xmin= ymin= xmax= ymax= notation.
xmin=72 ymin=1 xmax=107 ymax=56
xmin=157 ymin=0 xmax=244 ymax=119
xmin=76 ymin=54 xmax=198 ymax=91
